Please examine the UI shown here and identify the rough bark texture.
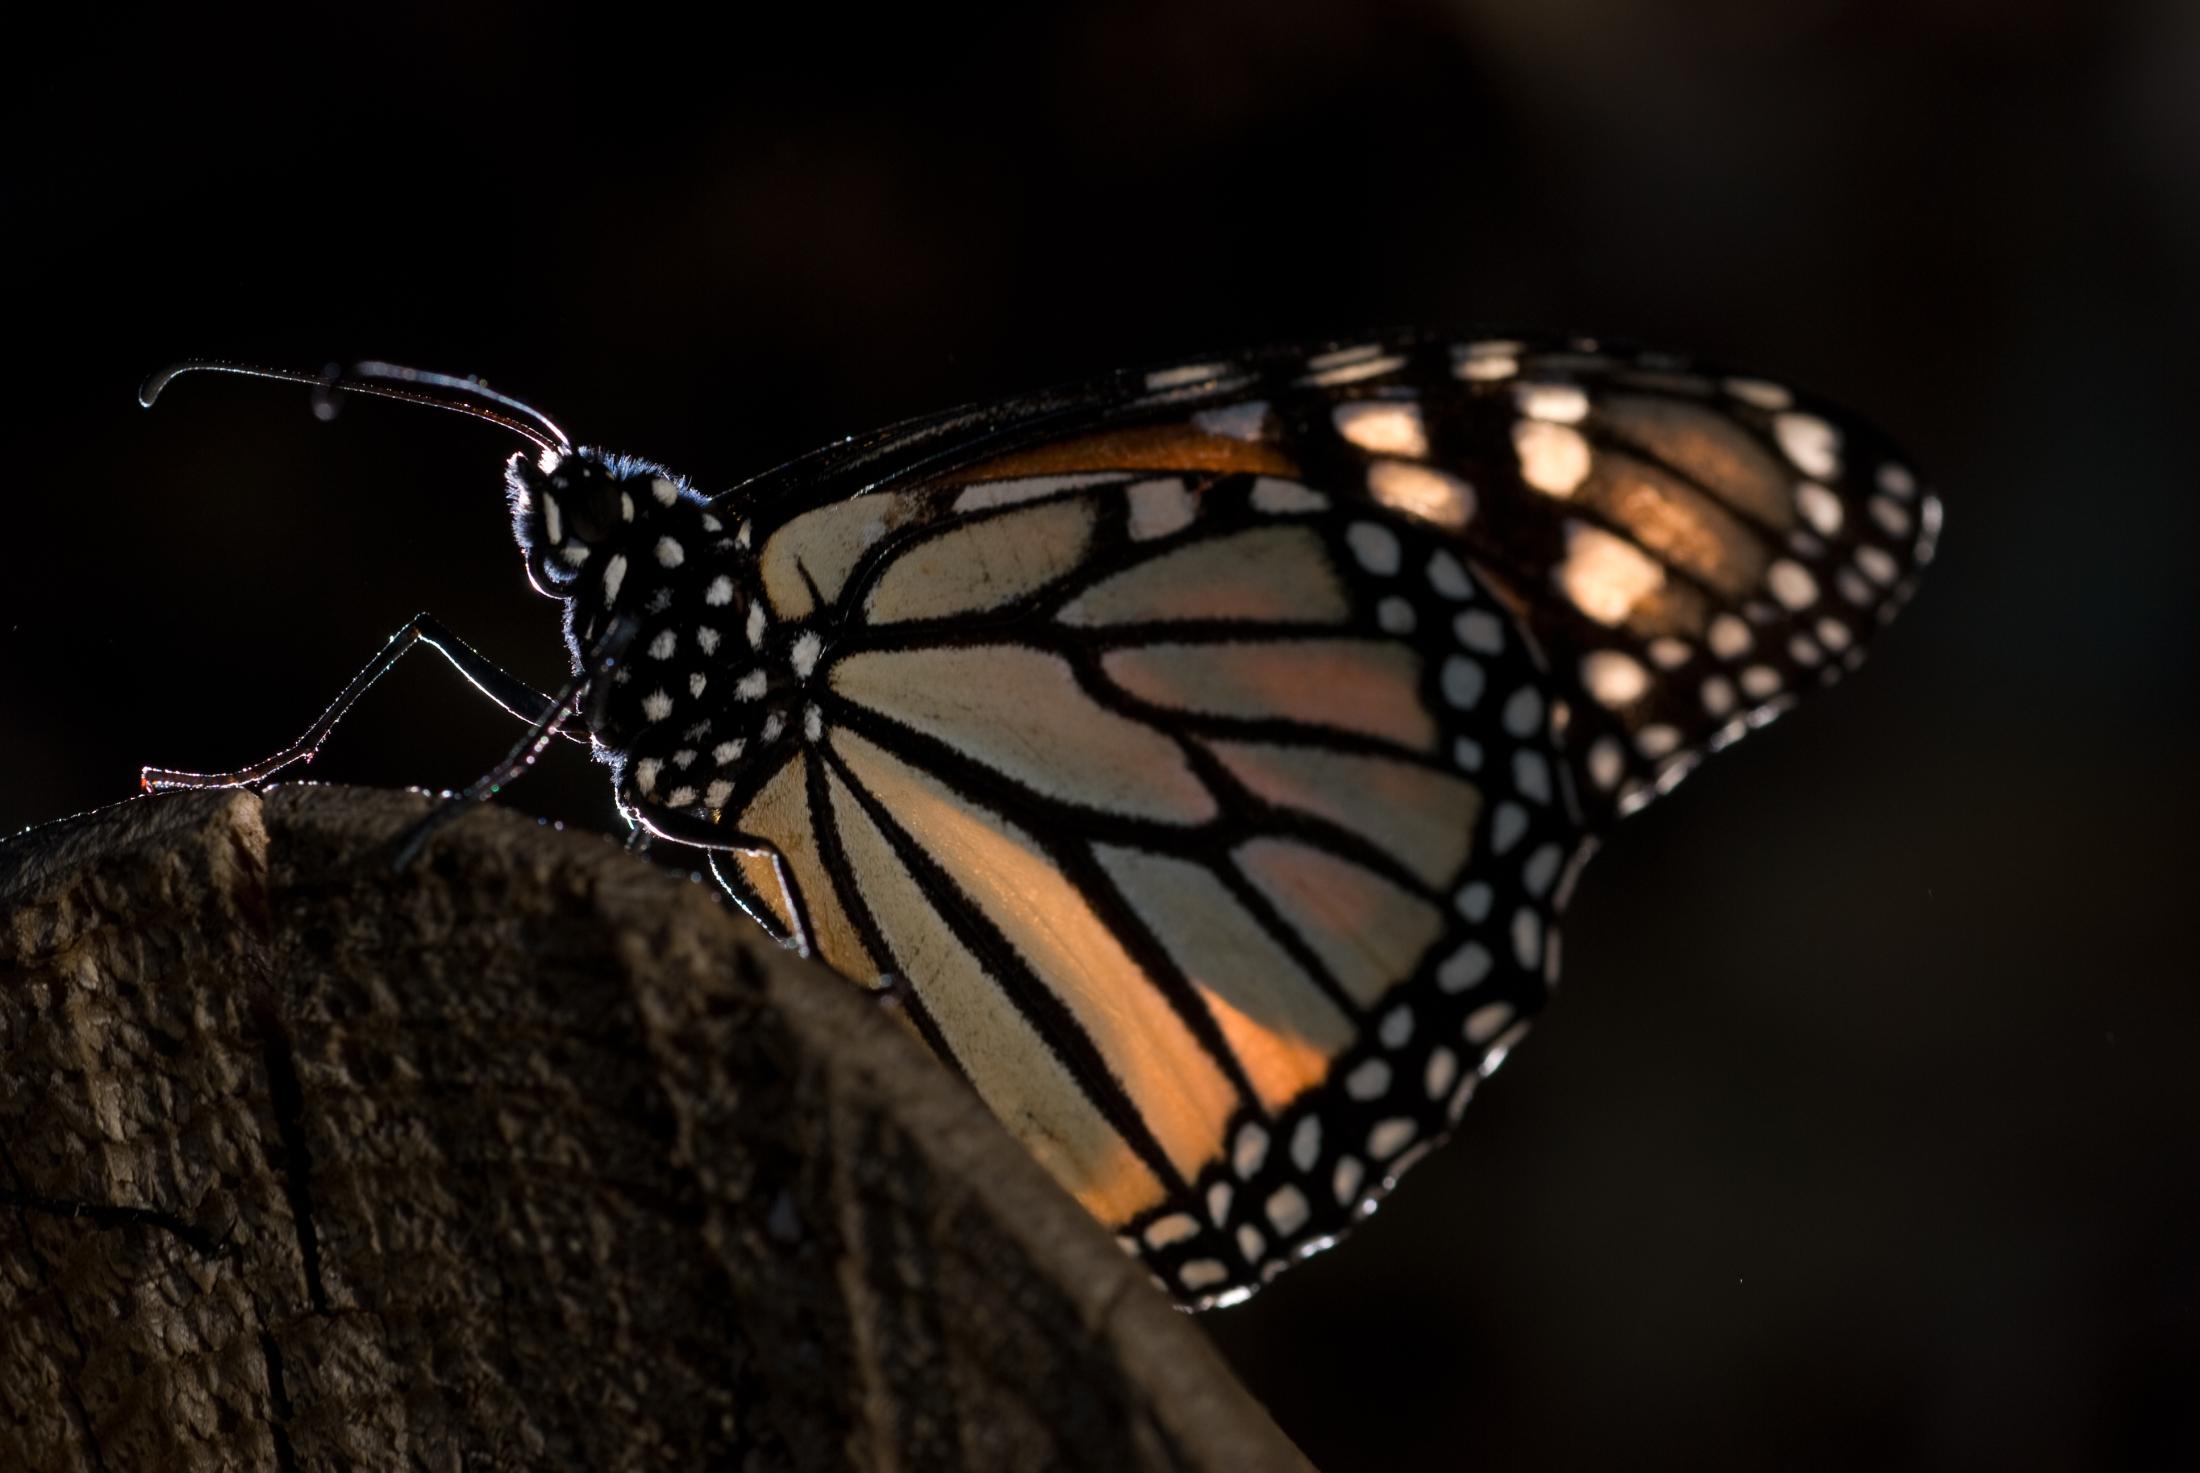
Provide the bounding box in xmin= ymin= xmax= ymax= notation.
xmin=0 ymin=786 xmax=1310 ymax=1473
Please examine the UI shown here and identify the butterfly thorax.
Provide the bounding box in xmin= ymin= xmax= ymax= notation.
xmin=506 ymin=447 xmax=812 ymax=824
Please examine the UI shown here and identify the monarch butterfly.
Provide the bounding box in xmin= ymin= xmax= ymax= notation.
xmin=141 ymin=333 xmax=1939 ymax=1309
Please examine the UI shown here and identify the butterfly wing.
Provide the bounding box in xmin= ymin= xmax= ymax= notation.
xmin=685 ymin=334 xmax=1938 ymax=1307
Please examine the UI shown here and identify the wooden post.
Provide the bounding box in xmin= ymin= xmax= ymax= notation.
xmin=0 ymin=787 xmax=1310 ymax=1472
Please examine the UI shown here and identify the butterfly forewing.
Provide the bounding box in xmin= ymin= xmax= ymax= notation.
xmin=603 ymin=333 xmax=1935 ymax=1307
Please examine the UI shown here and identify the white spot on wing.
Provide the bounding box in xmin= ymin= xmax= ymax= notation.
xmin=1127 ymin=477 xmax=1196 ymax=540
xmin=1583 ymin=650 xmax=1649 ymax=706
xmin=1248 ymin=476 xmax=1327 ymax=513
xmin=1346 ymin=521 xmax=1401 ymax=575
xmin=1724 ymin=377 xmax=1792 ymax=410
xmin=1795 ymin=481 xmax=1844 ymax=535
xmin=1774 ymin=412 xmax=1842 ymax=479
xmin=1516 ymin=382 xmax=1589 ymax=424
xmin=1513 ymin=419 xmax=1592 ymax=496
xmin=1767 ymin=559 xmax=1819 ymax=610
xmin=1192 ymin=400 xmax=1270 ymax=442
xmin=1333 ymin=401 xmax=1428 ymax=457
xmin=954 ymin=472 xmax=1124 ymax=513
xmin=1368 ymin=461 xmax=1475 ymax=529
xmin=1560 ymin=523 xmax=1665 ymax=626
xmin=1145 ymin=362 xmax=1227 ymax=391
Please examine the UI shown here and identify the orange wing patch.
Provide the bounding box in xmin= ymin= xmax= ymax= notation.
xmin=831 ymin=727 xmax=1242 ymax=1186
xmin=822 ymin=762 xmax=1170 ymax=1225
xmin=1095 ymin=843 xmax=1355 ymax=1112
xmin=955 ymin=421 xmax=1299 ymax=483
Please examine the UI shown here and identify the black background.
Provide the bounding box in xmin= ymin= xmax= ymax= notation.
xmin=8 ymin=3 xmax=2197 ymax=1468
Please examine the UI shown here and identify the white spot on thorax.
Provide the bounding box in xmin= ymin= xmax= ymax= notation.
xmin=656 ymin=536 xmax=685 ymax=568
xmin=642 ymin=689 xmax=673 ymax=722
xmin=648 ymin=629 xmax=677 ymax=660
xmin=790 ymin=631 xmax=823 ymax=679
xmin=602 ymin=553 xmax=628 ymax=605
xmin=651 ymin=476 xmax=680 ymax=506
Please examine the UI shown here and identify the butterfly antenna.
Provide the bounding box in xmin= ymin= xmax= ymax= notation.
xmin=140 ymin=359 xmax=573 ymax=455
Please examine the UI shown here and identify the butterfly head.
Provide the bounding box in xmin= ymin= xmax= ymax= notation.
xmin=506 ymin=446 xmax=701 ymax=599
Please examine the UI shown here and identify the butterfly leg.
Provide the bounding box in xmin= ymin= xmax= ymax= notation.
xmin=391 ymin=614 xmax=641 ymax=866
xmin=141 ymin=613 xmax=584 ymax=792
xmin=625 ymin=807 xmax=817 ymax=959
